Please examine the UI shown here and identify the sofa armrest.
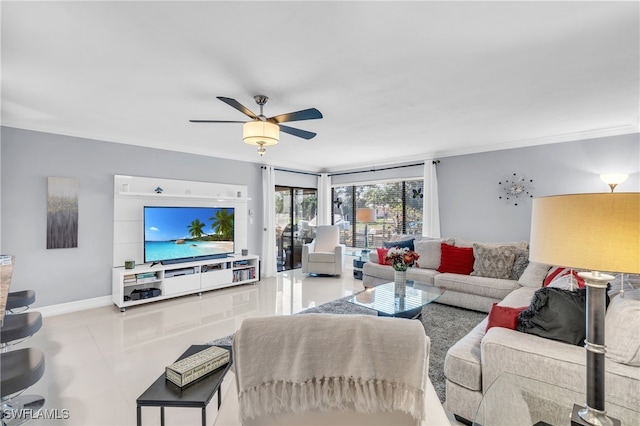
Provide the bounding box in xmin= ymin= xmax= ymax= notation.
xmin=304 ymin=240 xmax=315 ymax=254
xmin=481 ymin=328 xmax=640 ymax=413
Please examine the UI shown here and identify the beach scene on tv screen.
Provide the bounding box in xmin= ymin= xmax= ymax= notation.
xmin=144 ymin=206 xmax=234 ymax=262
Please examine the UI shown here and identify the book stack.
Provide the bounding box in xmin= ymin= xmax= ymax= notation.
xmin=123 ymin=274 xmax=136 ymax=284
xmin=165 ymin=346 xmax=230 ymax=387
xmin=135 ymin=272 xmax=157 ymax=284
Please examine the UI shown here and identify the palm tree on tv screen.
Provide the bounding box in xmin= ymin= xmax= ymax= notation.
xmin=187 ymin=219 xmax=206 ymax=239
xmin=210 ymin=209 xmax=234 ymax=240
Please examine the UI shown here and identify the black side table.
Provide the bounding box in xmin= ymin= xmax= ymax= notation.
xmin=136 ymin=345 xmax=232 ymax=426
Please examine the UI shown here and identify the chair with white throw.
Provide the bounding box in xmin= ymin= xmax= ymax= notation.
xmin=301 ymin=225 xmax=344 ymax=276
xmin=232 ymin=314 xmax=430 ymax=425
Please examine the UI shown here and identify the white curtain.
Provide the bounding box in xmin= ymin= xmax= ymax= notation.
xmin=317 ymin=173 xmax=332 ymax=226
xmin=261 ymin=166 xmax=277 ymax=277
xmin=423 ymin=160 xmax=441 ymax=238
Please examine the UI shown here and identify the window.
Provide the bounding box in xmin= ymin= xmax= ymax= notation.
xmin=332 ymin=179 xmax=423 ymax=248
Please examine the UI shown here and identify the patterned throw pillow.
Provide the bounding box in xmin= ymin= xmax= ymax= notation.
xmin=510 ymin=248 xmax=530 ymax=280
xmin=382 ymin=238 xmax=414 ymax=251
xmin=471 ymin=243 xmax=517 ymax=279
xmin=544 ymin=267 xmax=586 ymax=289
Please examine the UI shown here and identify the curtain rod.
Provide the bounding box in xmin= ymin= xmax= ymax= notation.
xmin=329 ymin=160 xmax=439 ymax=177
xmin=261 ymin=166 xmax=320 ymax=177
xmin=261 ymin=160 xmax=440 ymax=178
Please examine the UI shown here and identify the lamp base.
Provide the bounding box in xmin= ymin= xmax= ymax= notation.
xmin=571 ymin=404 xmax=620 ymax=426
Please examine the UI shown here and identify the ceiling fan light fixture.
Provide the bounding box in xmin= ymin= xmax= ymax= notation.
xmin=243 ymin=120 xmax=279 ymax=147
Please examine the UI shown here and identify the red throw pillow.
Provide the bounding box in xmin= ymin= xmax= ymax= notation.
xmin=486 ymin=303 xmax=528 ymax=332
xmin=437 ymin=243 xmax=474 ymax=275
xmin=376 ymin=248 xmax=392 ymax=266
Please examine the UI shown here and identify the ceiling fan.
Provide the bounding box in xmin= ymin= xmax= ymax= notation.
xmin=190 ymin=96 xmax=323 ymax=156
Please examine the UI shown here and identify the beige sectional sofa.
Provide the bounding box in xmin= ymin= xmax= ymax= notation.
xmin=362 ymin=237 xmax=528 ymax=313
xmin=362 ymin=235 xmax=640 ymax=424
xmin=444 ymin=269 xmax=640 ymax=424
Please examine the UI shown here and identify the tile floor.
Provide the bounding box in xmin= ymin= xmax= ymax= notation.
xmin=11 ymin=266 xmax=459 ymax=425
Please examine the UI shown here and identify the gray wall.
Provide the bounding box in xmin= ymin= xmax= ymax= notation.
xmin=438 ymin=133 xmax=639 ymax=242
xmin=1 ymin=127 xmax=638 ymax=307
xmin=1 ymin=126 xmax=264 ymax=307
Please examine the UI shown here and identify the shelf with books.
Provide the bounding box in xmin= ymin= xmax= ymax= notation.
xmin=112 ymin=255 xmax=259 ymax=311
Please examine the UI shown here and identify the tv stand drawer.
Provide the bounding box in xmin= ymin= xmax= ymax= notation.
xmin=163 ymin=274 xmax=200 ymax=296
xmin=201 ymin=269 xmax=233 ymax=290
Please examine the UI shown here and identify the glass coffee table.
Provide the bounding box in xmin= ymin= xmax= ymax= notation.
xmin=348 ymin=280 xmax=445 ymax=319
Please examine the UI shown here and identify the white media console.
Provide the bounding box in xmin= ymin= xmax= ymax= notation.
xmin=112 ymin=255 xmax=259 ymax=312
xmin=112 ymin=175 xmax=259 ymax=312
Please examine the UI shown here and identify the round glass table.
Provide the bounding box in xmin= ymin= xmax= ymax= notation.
xmin=347 ymin=280 xmax=444 ymax=319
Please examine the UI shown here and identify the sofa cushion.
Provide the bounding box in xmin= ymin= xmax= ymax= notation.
xmin=308 ymin=252 xmax=337 ymax=263
xmin=486 ymin=303 xmax=528 ymax=332
xmin=406 ymin=268 xmax=439 ymax=285
xmin=517 ymin=287 xmax=589 ymax=346
xmin=434 ymin=273 xmax=519 ymax=300
xmin=605 ymin=295 xmax=640 ymax=366
xmin=517 ymin=262 xmax=551 ymax=288
xmin=362 ymin=262 xmax=439 ymax=286
xmin=444 ymin=319 xmax=487 ymax=391
xmin=471 ymin=243 xmax=517 ymax=279
xmin=437 ymin=243 xmax=474 ymax=275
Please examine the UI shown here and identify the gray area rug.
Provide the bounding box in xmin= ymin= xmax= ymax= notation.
xmin=208 ymin=294 xmax=486 ymax=403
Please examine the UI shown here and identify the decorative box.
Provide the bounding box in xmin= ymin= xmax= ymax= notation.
xmin=165 ymin=346 xmax=230 ymax=387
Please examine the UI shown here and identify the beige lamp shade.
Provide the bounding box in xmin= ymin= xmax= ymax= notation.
xmin=356 ymin=208 xmax=376 ymax=223
xmin=529 ymin=193 xmax=640 ymax=274
xmin=243 ymin=121 xmax=279 ymax=146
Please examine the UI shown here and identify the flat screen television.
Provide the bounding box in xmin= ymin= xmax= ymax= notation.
xmin=143 ymin=206 xmax=235 ymax=265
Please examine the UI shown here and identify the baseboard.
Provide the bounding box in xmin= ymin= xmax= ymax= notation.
xmin=34 ymin=296 xmax=112 ymax=317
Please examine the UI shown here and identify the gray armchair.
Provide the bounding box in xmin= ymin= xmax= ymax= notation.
xmin=301 ymin=225 xmax=344 ymax=276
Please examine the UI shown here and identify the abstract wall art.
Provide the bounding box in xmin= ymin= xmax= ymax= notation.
xmin=47 ymin=177 xmax=79 ymax=249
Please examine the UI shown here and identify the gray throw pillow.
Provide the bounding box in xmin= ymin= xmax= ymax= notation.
xmin=471 ymin=243 xmax=517 ymax=279
xmin=510 ymin=248 xmax=530 ymax=280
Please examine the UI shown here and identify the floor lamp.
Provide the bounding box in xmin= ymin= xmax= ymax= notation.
xmin=529 ymin=193 xmax=639 ymax=426
xmin=356 ymin=208 xmax=376 ymax=252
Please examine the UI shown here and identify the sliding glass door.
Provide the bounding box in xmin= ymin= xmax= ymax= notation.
xmin=275 ymin=186 xmax=317 ymax=271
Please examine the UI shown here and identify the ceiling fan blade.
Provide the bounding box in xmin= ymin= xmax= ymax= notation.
xmin=217 ymin=97 xmax=258 ymax=119
xmin=189 ymin=120 xmax=246 ymax=123
xmin=268 ymin=108 xmax=323 ymax=124
xmin=279 ymin=125 xmax=317 ymax=140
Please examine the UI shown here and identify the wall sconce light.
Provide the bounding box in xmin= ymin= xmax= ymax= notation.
xmin=600 ymin=174 xmax=628 ymax=192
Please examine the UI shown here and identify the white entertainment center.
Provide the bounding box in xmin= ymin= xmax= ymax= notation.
xmin=112 ymin=175 xmax=259 ymax=311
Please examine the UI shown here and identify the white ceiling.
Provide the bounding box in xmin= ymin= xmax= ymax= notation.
xmin=2 ymin=1 xmax=638 ymax=172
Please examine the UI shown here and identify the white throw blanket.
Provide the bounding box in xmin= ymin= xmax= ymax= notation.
xmin=232 ymin=313 xmax=429 ymax=421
